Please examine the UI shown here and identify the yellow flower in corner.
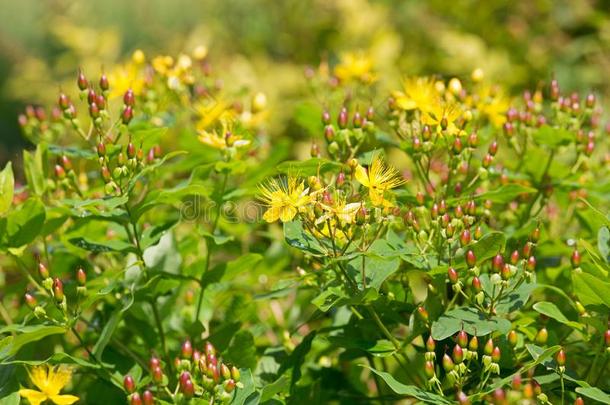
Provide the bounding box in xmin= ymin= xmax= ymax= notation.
xmin=259 ymin=177 xmax=311 ymax=223
xmin=355 ymin=156 xmax=405 ymax=207
xmin=393 ymin=77 xmax=439 ymax=113
xmin=334 ymin=51 xmax=376 ymax=84
xmin=19 ymin=365 xmax=79 ymax=405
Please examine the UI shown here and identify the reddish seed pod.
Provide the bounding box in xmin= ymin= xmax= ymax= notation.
xmin=426 ymin=336 xmax=436 ymax=352
xmin=474 ymin=226 xmax=483 ymax=240
xmin=38 ymin=262 xmax=49 ymax=279
xmin=87 ymin=88 xmax=97 ymax=104
xmin=417 ymin=306 xmax=429 ymax=321
xmin=54 ymin=164 xmax=66 ymax=179
xmin=501 ymin=264 xmax=511 ymax=280
xmin=77 ymin=70 xmax=88 ymax=91
xmin=152 ymin=366 xmax=163 ymax=383
xmin=324 ymin=125 xmax=335 ymax=142
xmin=466 ymin=250 xmax=476 ymax=268
xmin=468 ymin=336 xmax=479 ymax=351
xmin=454 ymin=205 xmax=464 ymax=219
xmin=510 ymin=250 xmax=519 ymax=265
xmin=76 ymin=267 xmax=86 ymax=286
xmin=58 ymin=93 xmax=70 ymax=110
xmin=526 ymin=256 xmax=536 ymax=271
xmin=466 ymin=200 xmax=476 ymax=216
xmin=574 ymin=397 xmax=585 ymax=405
xmin=60 ymin=155 xmax=72 ymax=171
xmin=492 ymin=254 xmax=504 ymax=272
xmin=488 ymin=141 xmax=498 ymax=156
xmin=424 ymin=360 xmax=435 ymax=378
xmin=535 ymin=327 xmax=548 ymax=345
xmin=97 ymin=142 xmax=107 ymax=157
xmin=493 ymin=388 xmax=506 ymax=403
xmin=366 ymin=106 xmax=374 ymax=121
xmin=205 ymin=341 xmax=216 ymax=356
xmin=100 ymin=74 xmax=109 ymax=91
xmin=231 ymin=366 xmax=240 ymax=382
xmin=467 ymin=132 xmax=478 ymax=148
xmin=604 ymin=329 xmax=610 ymax=347
xmin=310 ymin=143 xmax=320 ymax=158
xmin=585 ymin=93 xmax=595 ymax=109
xmin=181 ymin=339 xmax=193 ymax=359
xmin=531 ymin=227 xmax=540 ymax=243
xmin=89 ymin=102 xmax=100 ymax=119
xmin=472 ymin=276 xmax=482 ymax=292
xmin=457 ymin=330 xmax=468 ymax=348
xmin=453 ymin=137 xmax=463 ymax=154
xmin=457 ymin=391 xmax=470 ymax=405
xmin=482 ymin=154 xmax=493 ymax=168
xmin=337 ymin=107 xmax=348 ymax=129
xmin=512 ymin=373 xmax=522 ymax=390
xmin=101 ymin=166 xmax=111 ymax=182
xmin=182 ymin=379 xmax=194 ymax=398
xmin=123 ymin=375 xmax=136 ymax=393
xmin=122 ymin=105 xmax=134 ymax=125
xmin=460 ymin=230 xmax=471 ymax=246
xmin=442 ymin=353 xmax=454 ymax=372
xmin=130 ymin=393 xmax=142 ymax=405
xmin=584 ymin=141 xmax=595 ymax=156
xmin=556 ymin=348 xmax=566 ymax=366
xmin=503 ymin=122 xmax=514 ymax=137
xmin=416 ymin=192 xmax=425 ymax=206
xmin=127 ymin=142 xmax=136 ymax=159
xmin=523 ymin=242 xmax=533 ymax=258
xmin=96 ymin=94 xmax=106 ymax=110
xmin=453 ymin=344 xmax=464 ymax=363
xmin=352 ymin=111 xmax=363 ymax=128
xmin=507 ymin=330 xmax=518 ymax=347
xmin=448 ymin=267 xmax=459 ymax=284
xmin=142 ymin=390 xmax=154 ymax=405
xmin=412 ymin=136 xmax=422 ymax=151
xmin=124 ymin=89 xmax=135 ymax=106
xmin=52 ymin=278 xmax=64 ymax=302
xmin=491 ymin=346 xmax=501 ymax=362
xmin=484 ymin=338 xmax=494 ymax=356
xmin=149 ymin=355 xmax=160 ymax=370
xmin=221 ymin=363 xmax=231 ymax=380
xmin=224 ymin=379 xmax=236 ymax=393
xmin=321 ymin=110 xmax=330 ymax=125
xmin=25 ymin=293 xmax=37 ymax=309
xmin=571 ymin=250 xmax=581 ymax=268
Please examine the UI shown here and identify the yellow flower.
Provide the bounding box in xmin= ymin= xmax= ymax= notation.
xmin=107 ymin=62 xmax=145 ymax=99
xmin=422 ymin=102 xmax=463 ymax=135
xmin=475 ymin=84 xmax=510 ymax=127
xmin=19 ymin=365 xmax=79 ymax=405
xmin=355 ymin=156 xmax=405 ymax=207
xmin=334 ymin=51 xmax=376 ymax=84
xmin=259 ymin=177 xmax=311 ymax=223
xmin=392 ymin=77 xmax=439 ymax=112
xmin=316 ymin=197 xmax=361 ymax=225
xmin=195 ymin=99 xmax=234 ymax=132
xmin=198 ymin=121 xmax=250 ymax=150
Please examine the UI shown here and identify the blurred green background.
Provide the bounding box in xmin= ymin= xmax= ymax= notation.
xmin=1 ymin=0 xmax=609 ymax=169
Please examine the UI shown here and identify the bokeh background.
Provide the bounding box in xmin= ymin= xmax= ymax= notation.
xmin=1 ymin=0 xmax=609 ymax=170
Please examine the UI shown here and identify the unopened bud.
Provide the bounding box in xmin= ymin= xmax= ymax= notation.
xmin=25 ymin=293 xmax=37 ymax=309
xmin=54 ymin=164 xmax=66 ymax=180
xmin=76 ymin=267 xmax=86 ymax=286
xmin=338 ymin=107 xmax=348 ymax=129
xmin=142 ymin=390 xmax=154 ymax=405
xmin=442 ymin=353 xmax=454 ymax=372
xmin=457 ymin=330 xmax=468 ymax=348
xmin=123 ymin=375 xmax=136 ymax=393
xmin=448 ymin=267 xmax=458 ymax=284
xmin=124 ymin=89 xmax=135 ymax=106
xmin=453 ymin=344 xmax=464 ymax=363
xmin=571 ymin=250 xmax=581 ymax=268
xmin=535 ymin=327 xmax=548 ymax=345
xmin=122 ymin=106 xmax=134 ymax=125
xmin=556 ymin=348 xmax=566 ymax=366
xmin=38 ymin=263 xmax=49 ymax=279
xmin=130 ymin=393 xmax=142 ymax=405
xmin=466 ymin=250 xmax=476 ymax=268
xmin=181 ymin=340 xmax=193 ymax=359
xmin=492 ymin=346 xmax=501 ymax=362
xmin=77 ymin=70 xmax=88 ymax=91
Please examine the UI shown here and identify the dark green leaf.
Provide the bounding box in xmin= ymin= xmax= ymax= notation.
xmin=431 ymin=307 xmax=511 ymax=340
xmin=224 ymin=330 xmax=257 ymax=369
xmin=572 ymin=270 xmax=610 ymax=308
xmin=0 ymin=325 xmax=66 ymax=361
xmin=576 ymin=387 xmax=610 ymax=404
xmin=284 ymin=220 xmax=326 ymax=256
xmin=4 ymin=198 xmax=45 ymax=249
xmin=532 ymin=301 xmax=584 ymax=330
xmin=363 ymin=366 xmax=452 ymax=404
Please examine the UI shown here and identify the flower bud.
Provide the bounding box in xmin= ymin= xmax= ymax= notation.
xmin=488 ymin=141 xmax=498 ymax=156
xmin=99 ymin=74 xmax=109 ymax=91
xmin=124 ymin=89 xmax=135 ymax=106
xmin=310 ymin=143 xmax=320 ymax=158
xmin=585 ymin=93 xmax=595 ymax=109
xmin=460 ymin=230 xmax=471 ymax=246
xmin=457 ymin=330 xmax=468 ymax=348
xmin=130 ymin=393 xmax=142 ymax=405
xmin=76 ymin=267 xmax=86 ymax=286
xmin=54 ymin=164 xmax=66 ymax=180
xmin=142 ymin=390 xmax=154 ymax=405
xmin=491 ymin=346 xmax=501 ymax=363
xmin=424 ymin=360 xmax=435 ymax=378
xmin=472 ymin=276 xmax=481 ymax=292
xmin=484 ymin=338 xmax=494 ymax=356
xmin=205 ymin=341 xmax=216 ymax=356
xmin=152 ymin=366 xmax=163 ymax=384
xmin=352 ymin=111 xmax=363 ymax=128
xmin=417 ymin=306 xmax=429 ymax=321
xmin=324 ymin=125 xmax=335 ymax=142
xmin=89 ymin=102 xmax=100 ymax=119
xmin=87 ymin=88 xmax=97 ymax=105
xmin=442 ymin=353 xmax=454 ymax=372
xmin=58 ymin=93 xmax=70 ymax=110
xmin=526 ymin=256 xmax=536 ymax=271
xmin=355 ymin=205 xmax=367 ymax=226
xmin=453 ymin=137 xmax=463 ymax=154
xmin=231 ymin=365 xmax=240 ymax=382
xmin=221 ymin=363 xmax=231 ymax=380
xmin=466 ymin=250 xmax=476 ymax=268
xmin=448 ymin=267 xmax=459 ymax=284
xmin=501 ymin=264 xmax=511 ymax=281
xmin=224 ymin=379 xmax=236 ymax=393
xmin=77 ymin=70 xmax=88 ymax=91
xmin=25 ymin=293 xmax=37 ymax=309
xmin=510 ymin=250 xmax=519 ymax=265
xmin=38 ymin=263 xmax=49 ymax=279
xmin=426 ymin=336 xmax=436 ymax=352
xmin=605 ymin=329 xmax=610 ymax=347
xmin=535 ymin=327 xmax=548 ymax=345
xmin=507 ymin=330 xmax=518 ymax=347
xmin=556 ymin=348 xmax=566 ymax=366
xmin=122 ymin=106 xmax=134 ymax=125
xmin=468 ymin=336 xmax=479 ymax=351
xmin=149 ymin=356 xmax=160 ymax=371
xmin=52 ymin=278 xmax=64 ymax=303
xmin=571 ymin=250 xmax=581 ymax=268
xmin=453 ymin=344 xmax=464 ymax=363
xmin=337 ymin=107 xmax=348 ymax=129
xmin=123 ymin=375 xmax=136 ymax=393
xmin=181 ymin=339 xmax=193 ymax=359
xmin=321 ymin=110 xmax=330 ymax=125
xmin=97 ymin=142 xmax=107 ymax=157
xmin=574 ymin=397 xmax=585 ymax=405
xmin=531 ymin=227 xmax=540 ymax=243
xmin=127 ymin=142 xmax=136 ymax=159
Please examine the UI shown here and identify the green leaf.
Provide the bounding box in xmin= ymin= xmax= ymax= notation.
xmin=4 ymin=198 xmax=45 ymax=249
xmin=92 ymin=309 xmax=123 ymax=358
xmin=284 ymin=220 xmax=326 ymax=256
xmin=0 ymin=162 xmax=14 ymax=216
xmin=201 ymin=253 xmax=263 ymax=286
xmin=532 ymin=125 xmax=573 ymax=147
xmin=327 ymin=336 xmax=396 ymax=357
xmin=276 ymin=158 xmax=341 ymax=177
xmin=363 ymin=366 xmax=452 ymax=404
xmin=572 ymin=270 xmax=610 ymax=308
xmin=598 ymin=226 xmax=610 ymax=262
xmin=431 ymin=307 xmax=511 ymax=340
xmin=224 ymin=330 xmax=257 ymax=370
xmin=0 ymin=325 xmax=66 ymax=361
xmin=127 ymin=150 xmax=187 ymax=193
xmin=23 ymin=144 xmax=48 ymax=196
xmin=231 ymin=368 xmax=257 ymax=405
xmin=532 ymin=301 xmax=584 ymax=330
xmin=576 ymin=387 xmax=610 ymax=404
xmin=68 ymin=237 xmax=137 ymax=253
xmin=3 ymin=352 xmax=103 ymax=369
xmin=454 ymin=232 xmax=506 ymax=269
xmin=347 ymin=239 xmax=401 ymax=290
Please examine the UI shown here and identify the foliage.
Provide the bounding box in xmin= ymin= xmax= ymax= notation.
xmin=0 ymin=42 xmax=609 ymax=405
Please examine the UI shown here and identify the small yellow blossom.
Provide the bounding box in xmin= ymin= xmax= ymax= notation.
xmin=334 ymin=51 xmax=376 ymax=84
xmin=355 ymin=156 xmax=405 ymax=207
xmin=107 ymin=62 xmax=145 ymax=99
xmin=393 ymin=77 xmax=439 ymax=113
xmin=259 ymin=177 xmax=311 ymax=223
xmin=195 ymin=99 xmax=234 ymax=132
xmin=475 ymin=84 xmax=510 ymax=127
xmin=316 ymin=197 xmax=361 ymax=225
xmin=198 ymin=120 xmax=250 ymax=150
xmin=132 ymin=49 xmax=145 ymax=65
xmin=422 ymin=102 xmax=463 ymax=135
xmin=19 ymin=365 xmax=79 ymax=405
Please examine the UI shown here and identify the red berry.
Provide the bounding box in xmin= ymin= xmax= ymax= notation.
xmin=181 ymin=339 xmax=193 ymax=359
xmin=484 ymin=338 xmax=494 ymax=356
xmin=571 ymin=250 xmax=581 ymax=268
xmin=453 ymin=344 xmax=464 ymax=363
xmin=130 ymin=393 xmax=142 ymax=405
xmin=491 ymin=346 xmax=501 ymax=362
xmin=456 ymin=330 xmax=468 ymax=348
xmin=574 ymin=397 xmax=585 ymax=405
xmin=472 ymin=276 xmax=482 ymax=292
xmin=426 ymin=336 xmax=436 ymax=352
xmin=526 ymin=256 xmax=536 ymax=271
xmin=460 ymin=230 xmax=471 ymax=246
xmin=466 ymin=250 xmax=476 ymax=268
xmin=142 ymin=390 xmax=153 ymax=405
xmin=492 ymin=254 xmax=504 ymax=272
xmin=77 ymin=70 xmax=88 ymax=91
xmin=123 ymin=375 xmax=136 ymax=393
xmin=556 ymin=348 xmax=566 ymax=366
xmin=52 ymin=278 xmax=64 ymax=302
xmin=124 ymin=89 xmax=135 ymax=106
xmin=76 ymin=267 xmax=86 ymax=286
xmin=448 ymin=267 xmax=459 ymax=284
xmin=468 ymin=336 xmax=479 ymax=351
xmin=510 ymin=250 xmax=519 ymax=265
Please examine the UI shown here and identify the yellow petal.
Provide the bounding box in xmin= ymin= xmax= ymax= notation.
xmin=354 ymin=165 xmax=370 ymax=187
xmin=19 ymin=389 xmax=48 ymax=405
xmin=279 ymin=206 xmax=297 ymax=223
xmin=50 ymin=394 xmax=80 ymax=404
xmin=369 ymin=190 xmax=385 ymax=206
xmin=263 ymin=206 xmax=280 ymax=223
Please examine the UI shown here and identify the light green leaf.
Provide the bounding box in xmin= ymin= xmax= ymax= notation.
xmin=23 ymin=144 xmax=48 ymax=196
xmin=231 ymin=368 xmax=257 ymax=405
xmin=470 ymin=184 xmax=537 ymax=203
xmin=598 ymin=226 xmax=609 ymax=263
xmin=532 ymin=125 xmax=573 ymax=147
xmin=224 ymin=330 xmax=257 ymax=369
xmin=576 ymin=387 xmax=610 ymax=404
xmin=4 ymin=198 xmax=45 ymax=249
xmin=532 ymin=301 xmax=584 ymax=330
xmin=363 ymin=366 xmax=452 ymax=404
xmin=572 ymin=270 xmax=610 ymax=308
xmin=284 ymin=220 xmax=326 ymax=256
xmin=0 ymin=162 xmax=14 ymax=216
xmin=454 ymin=232 xmax=506 ymax=269
xmin=68 ymin=237 xmax=137 ymax=253
xmin=431 ymin=307 xmax=511 ymax=340
xmin=0 ymin=325 xmax=66 ymax=361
